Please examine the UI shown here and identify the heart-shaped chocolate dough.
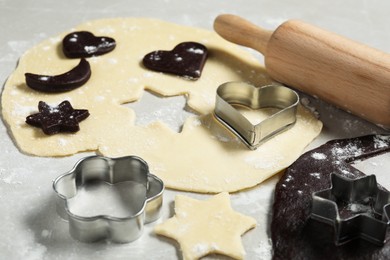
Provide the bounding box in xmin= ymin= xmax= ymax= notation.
xmin=62 ymin=31 xmax=116 ymax=58
xmin=142 ymin=42 xmax=208 ymax=79
xmin=272 ymin=135 xmax=390 ymax=259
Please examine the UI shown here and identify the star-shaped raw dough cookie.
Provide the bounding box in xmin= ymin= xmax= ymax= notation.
xmin=155 ymin=192 xmax=256 ymax=260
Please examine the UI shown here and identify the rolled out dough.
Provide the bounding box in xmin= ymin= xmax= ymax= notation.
xmin=1 ymin=18 xmax=322 ymax=192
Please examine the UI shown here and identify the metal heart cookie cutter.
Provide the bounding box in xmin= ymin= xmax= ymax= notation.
xmin=53 ymin=155 xmax=164 ymax=243
xmin=311 ymin=173 xmax=390 ymax=246
xmin=214 ymin=81 xmax=299 ymax=149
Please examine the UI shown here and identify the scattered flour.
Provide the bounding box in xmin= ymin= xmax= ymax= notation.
xmin=244 ymin=154 xmax=285 ymax=170
xmin=300 ymin=97 xmax=320 ymax=118
xmin=311 ymin=152 xmax=327 ymax=160
xmin=252 ymin=239 xmax=273 ymax=260
xmin=332 ymin=143 xmax=364 ymax=158
xmin=0 ymin=168 xmax=22 ymax=185
xmin=374 ymin=135 xmax=390 ymax=149
xmin=11 ymin=103 xmax=36 ymax=117
xmin=310 ymin=172 xmax=321 ymax=179
xmin=192 ymin=243 xmax=219 ymax=256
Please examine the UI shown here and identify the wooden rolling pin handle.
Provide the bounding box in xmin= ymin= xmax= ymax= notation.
xmin=213 ymin=14 xmax=272 ymax=54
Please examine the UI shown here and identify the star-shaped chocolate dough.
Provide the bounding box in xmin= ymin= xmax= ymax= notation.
xmin=26 ymin=100 xmax=89 ymax=135
xmin=155 ymin=192 xmax=256 ymax=260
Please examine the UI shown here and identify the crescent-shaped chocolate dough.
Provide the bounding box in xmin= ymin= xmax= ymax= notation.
xmin=25 ymin=58 xmax=91 ymax=93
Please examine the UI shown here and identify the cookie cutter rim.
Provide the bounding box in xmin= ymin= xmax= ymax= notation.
xmin=311 ymin=173 xmax=390 ymax=246
xmin=53 ymin=155 xmax=164 ymax=243
xmin=214 ymin=81 xmax=299 ymax=150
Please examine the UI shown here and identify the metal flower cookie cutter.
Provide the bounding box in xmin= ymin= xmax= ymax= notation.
xmin=53 ymin=155 xmax=164 ymax=243
xmin=214 ymin=82 xmax=299 ymax=149
xmin=311 ymin=173 xmax=390 ymax=246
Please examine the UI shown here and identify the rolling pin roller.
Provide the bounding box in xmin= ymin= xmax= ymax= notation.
xmin=214 ymin=14 xmax=390 ymax=129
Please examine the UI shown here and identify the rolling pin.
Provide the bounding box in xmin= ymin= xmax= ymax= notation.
xmin=214 ymin=14 xmax=390 ymax=128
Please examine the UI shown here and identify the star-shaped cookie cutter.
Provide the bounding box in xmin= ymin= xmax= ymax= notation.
xmin=214 ymin=82 xmax=299 ymax=149
xmin=311 ymin=173 xmax=390 ymax=246
xmin=53 ymin=155 xmax=164 ymax=243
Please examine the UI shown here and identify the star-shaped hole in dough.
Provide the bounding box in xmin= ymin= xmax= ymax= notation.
xmin=155 ymin=192 xmax=256 ymax=260
xmin=125 ymin=90 xmax=195 ymax=133
xmin=26 ymin=100 xmax=89 ymax=135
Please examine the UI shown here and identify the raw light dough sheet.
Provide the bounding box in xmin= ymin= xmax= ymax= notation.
xmin=101 ymin=108 xmax=321 ymax=193
xmin=1 ymin=18 xmax=322 ymax=193
xmin=2 ymin=18 xmax=271 ymax=156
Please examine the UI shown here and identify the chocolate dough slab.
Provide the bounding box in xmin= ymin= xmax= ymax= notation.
xmin=272 ymin=135 xmax=390 ymax=259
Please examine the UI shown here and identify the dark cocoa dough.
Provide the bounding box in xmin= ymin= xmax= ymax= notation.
xmin=272 ymin=135 xmax=390 ymax=260
xmin=142 ymin=41 xmax=208 ymax=79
